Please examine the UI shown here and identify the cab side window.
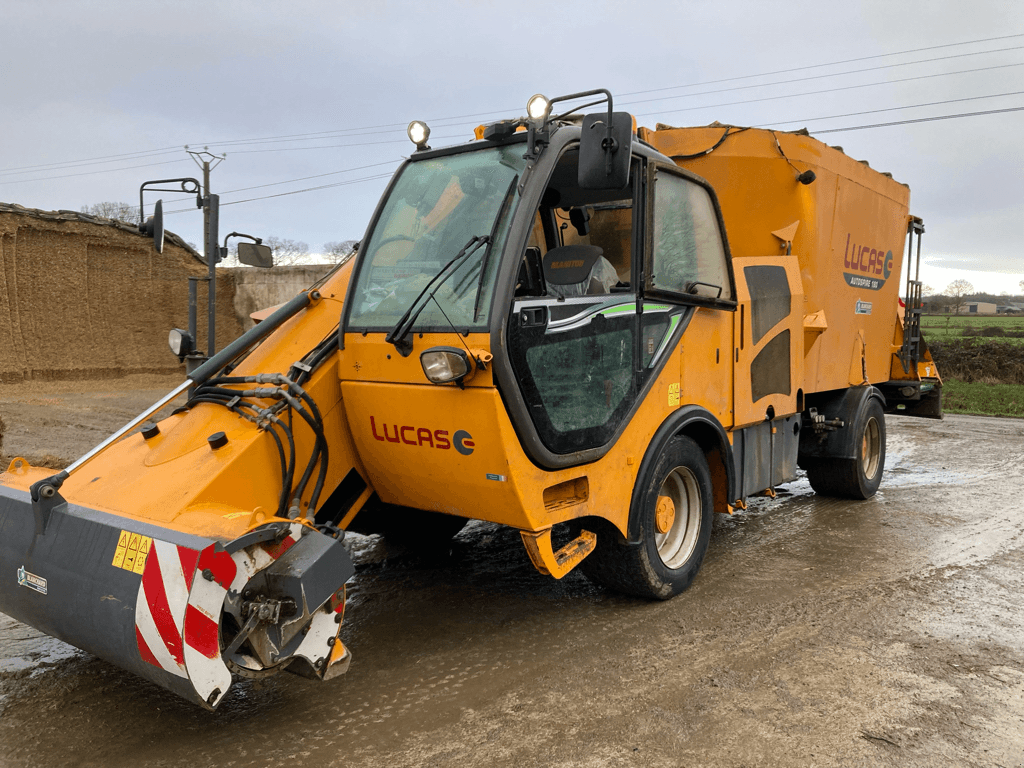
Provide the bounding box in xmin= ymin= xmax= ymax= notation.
xmin=650 ymin=169 xmax=732 ymax=301
xmin=560 ymin=204 xmax=632 ymax=286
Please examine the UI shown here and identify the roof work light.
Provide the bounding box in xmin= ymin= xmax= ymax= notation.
xmin=526 ymin=94 xmax=551 ymax=123
xmin=407 ymin=120 xmax=431 ymax=151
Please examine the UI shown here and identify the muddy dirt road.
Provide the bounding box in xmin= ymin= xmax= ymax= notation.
xmin=1 ymin=380 xmax=1023 ymax=767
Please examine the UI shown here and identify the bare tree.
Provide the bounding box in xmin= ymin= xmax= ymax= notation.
xmin=80 ymin=201 xmax=141 ymax=225
xmin=323 ymin=240 xmax=358 ymax=263
xmin=946 ymin=279 xmax=974 ymax=315
xmin=263 ymin=236 xmax=310 ymax=266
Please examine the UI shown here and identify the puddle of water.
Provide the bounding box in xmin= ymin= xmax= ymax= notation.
xmin=0 ymin=613 xmax=82 ymax=676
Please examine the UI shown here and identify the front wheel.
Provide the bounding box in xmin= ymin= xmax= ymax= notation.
xmin=580 ymin=436 xmax=714 ymax=600
xmin=806 ymin=396 xmax=886 ymax=499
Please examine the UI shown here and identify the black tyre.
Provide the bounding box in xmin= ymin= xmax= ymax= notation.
xmin=580 ymin=436 xmax=714 ymax=600
xmin=806 ymin=396 xmax=886 ymax=499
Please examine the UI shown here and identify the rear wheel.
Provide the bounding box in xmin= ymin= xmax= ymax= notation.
xmin=806 ymin=397 xmax=886 ymax=499
xmin=581 ymin=436 xmax=713 ymax=599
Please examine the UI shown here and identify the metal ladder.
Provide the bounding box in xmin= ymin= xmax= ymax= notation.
xmin=899 ymin=217 xmax=926 ymax=374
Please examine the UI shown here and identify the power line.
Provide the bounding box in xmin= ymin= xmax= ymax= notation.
xmin=634 ymin=61 xmax=1024 ymax=120
xmin=192 ymin=39 xmax=1024 ymax=152
xmin=0 ymin=158 xmax=191 ymax=186
xmin=159 ymin=159 xmax=404 ymax=204
xmin=6 ymin=32 xmax=1021 ymax=174
xmin=0 ymin=147 xmax=182 ymax=176
xmin=240 ymin=32 xmax=1024 ymax=138
xmin=6 ymin=63 xmax=1020 ymax=191
xmin=162 ymin=93 xmax=1024 ymax=214
xmin=162 ymin=172 xmax=396 ymax=215
xmin=220 ymin=173 xmax=396 ymax=207
xmin=619 ymin=45 xmax=1024 ymax=111
xmin=201 ymin=159 xmax=401 ymax=196
xmin=225 ymin=133 xmax=468 ymax=154
xmin=620 ymin=33 xmax=1024 ymax=99
xmin=763 ymin=90 xmax=1024 ymax=128
xmin=146 ymin=57 xmax=1024 ymax=163
xmin=163 ymin=90 xmax=1024 ymax=209
xmin=3 ymin=40 xmax=1020 ymax=194
xmin=190 ymin=58 xmax=1024 ymax=157
xmin=162 ymin=103 xmax=1023 ymax=214
xmin=812 ymin=105 xmax=1024 ymax=133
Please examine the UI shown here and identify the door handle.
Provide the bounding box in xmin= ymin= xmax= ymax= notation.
xmin=520 ymin=307 xmax=547 ymax=328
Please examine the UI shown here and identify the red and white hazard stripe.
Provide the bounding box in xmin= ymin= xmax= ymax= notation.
xmin=134 ymin=526 xmax=310 ymax=707
xmin=135 ymin=539 xmax=197 ymax=679
xmin=135 ymin=539 xmax=238 ymax=706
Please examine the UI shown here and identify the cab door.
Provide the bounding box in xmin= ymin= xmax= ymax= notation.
xmin=506 ymin=151 xmax=655 ymax=457
xmin=509 ymin=292 xmax=644 ymax=455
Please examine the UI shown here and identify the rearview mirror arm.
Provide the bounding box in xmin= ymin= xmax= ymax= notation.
xmin=138 ymin=177 xmax=203 ymax=225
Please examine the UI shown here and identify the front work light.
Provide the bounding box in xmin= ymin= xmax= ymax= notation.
xmin=168 ymin=328 xmax=195 ymax=362
xmin=420 ymin=347 xmax=472 ymax=385
xmin=407 ymin=120 xmax=431 ymax=150
xmin=526 ymin=93 xmax=551 ymax=123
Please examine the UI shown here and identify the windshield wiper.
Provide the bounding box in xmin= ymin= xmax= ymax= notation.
xmin=385 ymin=234 xmax=491 ymax=356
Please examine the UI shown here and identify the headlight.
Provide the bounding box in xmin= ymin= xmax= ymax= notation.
xmin=526 ymin=93 xmax=551 ymax=123
xmin=407 ymin=120 xmax=431 ymax=150
xmin=420 ymin=347 xmax=472 ymax=385
xmin=168 ymin=328 xmax=194 ymax=360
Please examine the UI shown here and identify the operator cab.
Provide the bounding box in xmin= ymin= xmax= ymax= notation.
xmin=342 ymin=91 xmax=736 ymax=470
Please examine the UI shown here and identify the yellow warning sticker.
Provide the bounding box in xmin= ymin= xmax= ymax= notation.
xmin=134 ymin=535 xmax=151 ymax=575
xmin=668 ymin=383 xmax=680 ymax=407
xmin=112 ymin=530 xmax=152 ymax=574
xmin=111 ymin=531 xmax=129 ymax=569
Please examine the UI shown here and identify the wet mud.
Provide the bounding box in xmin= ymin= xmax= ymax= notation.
xmin=1 ymin=381 xmax=1023 ymax=767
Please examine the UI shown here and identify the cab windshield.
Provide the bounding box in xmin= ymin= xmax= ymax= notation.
xmin=348 ymin=145 xmax=524 ymax=331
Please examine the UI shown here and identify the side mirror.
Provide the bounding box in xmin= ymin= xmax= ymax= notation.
xmin=237 ymin=242 xmax=274 ymax=268
xmin=140 ymin=199 xmax=165 ymax=253
xmin=578 ymin=112 xmax=632 ymax=190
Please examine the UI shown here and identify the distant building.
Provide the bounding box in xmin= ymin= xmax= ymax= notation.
xmin=997 ymin=304 xmax=1022 ymax=314
xmin=965 ymin=302 xmax=998 ymax=314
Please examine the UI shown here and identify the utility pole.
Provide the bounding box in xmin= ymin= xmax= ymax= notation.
xmin=187 ymin=148 xmax=225 ymax=354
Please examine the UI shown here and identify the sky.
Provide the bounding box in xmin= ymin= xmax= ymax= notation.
xmin=1 ymin=0 xmax=1022 ymax=296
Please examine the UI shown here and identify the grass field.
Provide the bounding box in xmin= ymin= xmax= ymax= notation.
xmin=921 ymin=314 xmax=1024 ymax=345
xmin=921 ymin=321 xmax=1024 ymax=418
xmin=941 ymin=379 xmax=1024 ymax=419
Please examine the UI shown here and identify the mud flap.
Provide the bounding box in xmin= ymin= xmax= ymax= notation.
xmin=798 ymin=386 xmax=884 ymax=465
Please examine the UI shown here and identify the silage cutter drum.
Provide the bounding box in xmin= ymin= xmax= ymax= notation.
xmin=0 ymin=482 xmax=354 ymax=709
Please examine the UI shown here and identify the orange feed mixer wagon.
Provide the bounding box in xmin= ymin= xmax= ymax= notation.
xmin=0 ymin=89 xmax=939 ymax=708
